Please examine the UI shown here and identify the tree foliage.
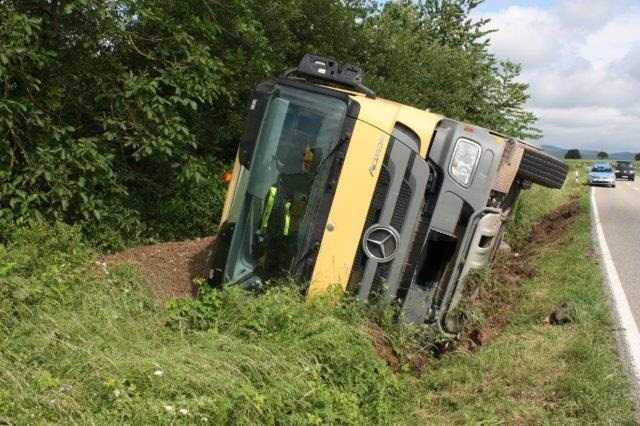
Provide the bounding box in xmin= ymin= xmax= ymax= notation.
xmin=597 ymin=151 xmax=609 ymax=159
xmin=565 ymin=149 xmax=582 ymax=160
xmin=1 ymin=0 xmax=541 ymax=248
xmin=635 ymin=153 xmax=640 ymax=161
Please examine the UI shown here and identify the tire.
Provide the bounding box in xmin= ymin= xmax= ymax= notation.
xmin=516 ymin=146 xmax=569 ymax=189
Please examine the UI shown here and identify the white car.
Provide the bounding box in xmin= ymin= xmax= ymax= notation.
xmin=588 ymin=163 xmax=616 ymax=188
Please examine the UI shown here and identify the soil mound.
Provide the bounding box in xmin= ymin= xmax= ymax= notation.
xmin=102 ymin=237 xmax=216 ymax=303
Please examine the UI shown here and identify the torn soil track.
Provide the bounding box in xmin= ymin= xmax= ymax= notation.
xmin=480 ymin=198 xmax=581 ymax=335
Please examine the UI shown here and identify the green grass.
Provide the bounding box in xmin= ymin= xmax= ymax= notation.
xmin=414 ymin=192 xmax=635 ymax=424
xmin=1 ymin=226 xmax=407 ymax=424
xmin=507 ymin=159 xmax=583 ymax=249
xmin=1 ymin=178 xmax=636 ymax=424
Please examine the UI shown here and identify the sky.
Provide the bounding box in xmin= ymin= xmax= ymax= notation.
xmin=474 ymin=0 xmax=640 ymax=152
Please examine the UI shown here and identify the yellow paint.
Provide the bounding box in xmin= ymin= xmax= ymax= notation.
xmin=348 ymin=93 xmax=443 ymax=159
xmin=219 ymin=152 xmax=241 ymax=224
xmin=308 ymin=119 xmax=390 ymax=295
xmin=307 ymin=94 xmax=445 ymax=295
xmin=494 ymin=135 xmax=507 ymax=145
xmin=395 ymin=106 xmax=442 ymax=158
xmin=351 ymin=95 xmax=402 ymax=133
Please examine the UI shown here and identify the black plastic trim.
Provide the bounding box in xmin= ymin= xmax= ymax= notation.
xmin=209 ymin=221 xmax=235 ymax=286
xmin=275 ymin=78 xmax=352 ymax=104
xmin=293 ymin=100 xmax=361 ymax=284
xmin=238 ymin=82 xmax=276 ymax=168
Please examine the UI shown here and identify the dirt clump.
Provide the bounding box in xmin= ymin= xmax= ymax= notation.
xmin=545 ymin=302 xmax=575 ymax=326
xmin=496 ymin=199 xmax=580 ymax=286
xmin=366 ymin=322 xmax=401 ymax=370
xmin=102 ymin=237 xmax=216 ymax=303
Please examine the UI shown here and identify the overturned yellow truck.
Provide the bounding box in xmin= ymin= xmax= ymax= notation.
xmin=209 ymin=54 xmax=568 ymax=335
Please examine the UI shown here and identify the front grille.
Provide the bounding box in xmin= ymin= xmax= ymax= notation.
xmin=348 ymin=140 xmax=430 ymax=304
xmin=390 ymin=156 xmax=415 ymax=232
xmin=347 ymin=154 xmax=391 ymax=291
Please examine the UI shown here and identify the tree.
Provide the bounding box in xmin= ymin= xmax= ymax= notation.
xmin=1 ymin=0 xmax=543 ymax=247
xmin=597 ymin=152 xmax=609 ymax=159
xmin=354 ymin=1 xmax=540 ymax=140
xmin=635 ymin=153 xmax=640 ymax=161
xmin=565 ymin=149 xmax=582 ymax=160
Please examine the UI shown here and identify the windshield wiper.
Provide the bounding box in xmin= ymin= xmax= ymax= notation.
xmin=310 ymin=134 xmax=349 ymax=179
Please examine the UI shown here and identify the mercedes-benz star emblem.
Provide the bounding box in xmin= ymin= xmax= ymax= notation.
xmin=362 ymin=224 xmax=400 ymax=263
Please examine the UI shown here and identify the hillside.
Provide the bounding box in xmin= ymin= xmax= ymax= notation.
xmin=542 ymin=145 xmax=637 ymax=160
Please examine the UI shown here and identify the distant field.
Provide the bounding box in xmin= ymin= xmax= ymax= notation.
xmin=1 ymin=175 xmax=636 ymax=424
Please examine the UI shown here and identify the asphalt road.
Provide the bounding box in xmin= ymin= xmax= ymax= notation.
xmin=593 ymin=179 xmax=640 ymax=328
xmin=592 ymin=178 xmax=640 ymax=403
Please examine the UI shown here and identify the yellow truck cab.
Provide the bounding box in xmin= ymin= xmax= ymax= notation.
xmin=210 ymin=54 xmax=567 ymax=334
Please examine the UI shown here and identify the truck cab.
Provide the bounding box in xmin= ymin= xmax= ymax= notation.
xmin=210 ymin=54 xmax=568 ymax=334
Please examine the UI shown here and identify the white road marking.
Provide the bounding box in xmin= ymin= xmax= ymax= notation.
xmin=591 ymin=188 xmax=640 ymax=385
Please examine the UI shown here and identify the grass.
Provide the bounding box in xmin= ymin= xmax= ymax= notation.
xmin=0 ymin=172 xmax=636 ymax=424
xmin=1 ymin=226 xmax=409 ymax=424
xmin=506 ymin=159 xmax=583 ymax=249
xmin=415 ymin=192 xmax=635 ymax=424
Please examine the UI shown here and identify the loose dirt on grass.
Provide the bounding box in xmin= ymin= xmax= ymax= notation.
xmin=526 ymin=197 xmax=581 ymax=249
xmin=468 ymin=198 xmax=582 ymax=344
xmin=101 ymin=236 xmax=216 ymax=303
xmin=367 ymin=321 xmax=402 ymax=370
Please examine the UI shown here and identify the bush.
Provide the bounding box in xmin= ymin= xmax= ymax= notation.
xmin=0 ymin=223 xmax=90 ymax=328
xmin=1 ymin=0 xmax=540 ymax=249
xmin=565 ymin=149 xmax=581 ymax=159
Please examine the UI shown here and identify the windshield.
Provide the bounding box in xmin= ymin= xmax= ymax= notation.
xmin=592 ymin=165 xmax=613 ymax=173
xmin=223 ymin=85 xmax=347 ymax=285
xmin=616 ymin=162 xmax=633 ymax=169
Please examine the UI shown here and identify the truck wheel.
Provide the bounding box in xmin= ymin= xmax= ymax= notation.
xmin=516 ymin=146 xmax=568 ymax=189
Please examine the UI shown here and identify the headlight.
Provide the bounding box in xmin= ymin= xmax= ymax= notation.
xmin=450 ymin=138 xmax=481 ymax=187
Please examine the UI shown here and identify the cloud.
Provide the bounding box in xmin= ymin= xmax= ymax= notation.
xmin=616 ymin=44 xmax=640 ymax=82
xmin=479 ymin=0 xmax=640 ymax=152
xmin=526 ymin=62 xmax=640 ymax=109
xmin=556 ymin=0 xmax=620 ymax=31
xmin=484 ymin=6 xmax=566 ymax=69
xmin=532 ymin=106 xmax=640 ymax=151
xmin=580 ymin=8 xmax=640 ymax=67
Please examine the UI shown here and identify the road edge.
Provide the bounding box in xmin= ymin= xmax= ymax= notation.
xmin=590 ymin=187 xmax=640 ymax=412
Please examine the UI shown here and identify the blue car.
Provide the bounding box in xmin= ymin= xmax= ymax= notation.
xmin=588 ymin=163 xmax=616 ymax=188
